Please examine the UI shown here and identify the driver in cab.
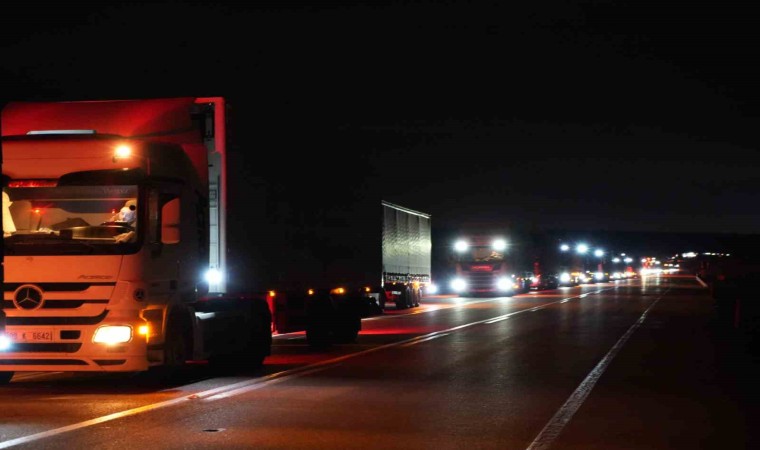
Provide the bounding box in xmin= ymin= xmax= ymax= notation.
xmin=108 ymin=199 xmax=137 ymax=243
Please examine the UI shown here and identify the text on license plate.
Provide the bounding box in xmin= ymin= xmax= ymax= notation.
xmin=6 ymin=330 xmax=54 ymax=342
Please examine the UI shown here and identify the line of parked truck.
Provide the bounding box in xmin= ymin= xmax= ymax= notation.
xmin=442 ymin=231 xmax=637 ymax=296
xmin=0 ymin=96 xmax=646 ymax=384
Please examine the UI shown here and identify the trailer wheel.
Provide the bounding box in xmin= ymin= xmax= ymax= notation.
xmin=0 ymin=372 xmax=13 ymax=385
xmin=332 ymin=307 xmax=360 ymax=343
xmin=240 ymin=304 xmax=273 ymax=368
xmin=412 ymin=287 xmax=421 ymax=307
xmin=306 ymin=294 xmax=334 ymax=349
xmin=395 ymin=286 xmax=411 ymax=309
xmin=333 ymin=324 xmax=359 ymax=343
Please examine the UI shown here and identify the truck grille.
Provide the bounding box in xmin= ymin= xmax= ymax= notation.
xmin=7 ymin=343 xmax=82 ymax=353
xmin=466 ymin=272 xmax=496 ymax=290
xmin=5 ymin=310 xmax=109 ymax=326
xmin=2 ymin=300 xmax=109 ymax=310
xmin=3 ymin=282 xmax=115 ymax=292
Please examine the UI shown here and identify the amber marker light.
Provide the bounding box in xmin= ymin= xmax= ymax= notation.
xmin=114 ymin=144 xmax=132 ymax=160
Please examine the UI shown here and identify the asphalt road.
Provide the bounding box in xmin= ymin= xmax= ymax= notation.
xmin=0 ymin=275 xmax=756 ymax=449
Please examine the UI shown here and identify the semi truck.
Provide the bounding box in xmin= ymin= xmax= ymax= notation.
xmin=264 ymin=199 xmax=433 ymax=345
xmin=446 ymin=232 xmax=530 ymax=296
xmin=0 ymin=97 xmax=272 ymax=383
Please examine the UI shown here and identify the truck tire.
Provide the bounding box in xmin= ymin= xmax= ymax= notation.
xmin=412 ymin=287 xmax=421 ymax=307
xmin=0 ymin=372 xmax=13 ymax=385
xmin=395 ymin=286 xmax=411 ymax=309
xmin=211 ymin=333 xmax=270 ymax=371
xmin=239 ymin=303 xmax=273 ymax=368
xmin=306 ymin=294 xmax=334 ymax=349
xmin=210 ymin=300 xmax=272 ymax=372
xmin=374 ymin=286 xmax=386 ymax=311
xmin=332 ymin=306 xmax=361 ymax=343
xmin=332 ymin=322 xmax=360 ymax=343
xmin=154 ymin=314 xmax=192 ymax=381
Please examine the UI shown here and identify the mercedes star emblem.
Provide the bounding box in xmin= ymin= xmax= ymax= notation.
xmin=13 ymin=285 xmax=45 ymax=311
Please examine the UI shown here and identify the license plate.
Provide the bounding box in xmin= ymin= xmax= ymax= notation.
xmin=6 ymin=329 xmax=54 ymax=342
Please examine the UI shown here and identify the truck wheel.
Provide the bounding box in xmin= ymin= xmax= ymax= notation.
xmin=306 ymin=321 xmax=332 ymax=348
xmin=332 ymin=309 xmax=360 ymax=344
xmin=211 ymin=338 xmax=269 ymax=372
xmin=0 ymin=371 xmax=13 ymax=384
xmin=412 ymin=287 xmax=421 ymax=307
xmin=157 ymin=316 xmax=191 ymax=381
xmin=306 ymin=295 xmax=334 ymax=349
xmin=333 ymin=325 xmax=359 ymax=343
xmin=395 ymin=286 xmax=411 ymax=309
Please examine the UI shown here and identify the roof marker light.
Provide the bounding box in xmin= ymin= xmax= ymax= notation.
xmin=114 ymin=145 xmax=132 ymax=160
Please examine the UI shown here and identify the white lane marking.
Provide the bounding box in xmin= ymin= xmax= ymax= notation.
xmin=525 ymin=288 xmax=669 ymax=450
xmin=205 ymin=289 xmax=610 ymax=400
xmin=485 ymin=316 xmax=509 ymax=324
xmin=400 ymin=333 xmax=450 ymax=347
xmin=271 ymin=297 xmax=499 ymax=338
xmin=0 ymin=287 xmax=611 ymax=449
xmin=479 ymin=288 xmax=611 ymax=325
xmin=0 ymin=365 xmax=322 ymax=449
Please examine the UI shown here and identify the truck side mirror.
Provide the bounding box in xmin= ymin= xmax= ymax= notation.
xmin=161 ymin=198 xmax=181 ymax=244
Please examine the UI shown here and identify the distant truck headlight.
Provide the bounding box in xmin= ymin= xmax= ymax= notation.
xmin=496 ymin=277 xmax=513 ymax=291
xmin=426 ymin=283 xmax=439 ymax=295
xmin=451 ymin=278 xmax=467 ymax=293
xmin=492 ymin=239 xmax=507 ymax=251
xmin=454 ymin=240 xmax=469 ymax=253
xmin=595 ymin=272 xmax=604 ymax=280
xmin=93 ymin=325 xmax=132 ymax=345
xmin=560 ymin=272 xmax=571 ymax=283
xmin=0 ymin=334 xmax=11 ymax=351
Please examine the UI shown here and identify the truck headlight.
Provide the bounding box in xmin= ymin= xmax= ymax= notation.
xmin=454 ymin=240 xmax=469 ymax=253
xmin=595 ymin=272 xmax=604 ymax=280
xmin=450 ymin=278 xmax=467 ymax=292
xmin=497 ymin=277 xmax=513 ymax=291
xmin=560 ymin=273 xmax=571 ymax=283
xmin=205 ymin=268 xmax=223 ymax=284
xmin=425 ymin=283 xmax=439 ymax=294
xmin=0 ymin=335 xmax=11 ymax=351
xmin=93 ymin=326 xmax=132 ymax=344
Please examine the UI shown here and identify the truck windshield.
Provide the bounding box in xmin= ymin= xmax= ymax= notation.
xmin=458 ymin=247 xmax=505 ymax=262
xmin=2 ymin=185 xmax=140 ymax=256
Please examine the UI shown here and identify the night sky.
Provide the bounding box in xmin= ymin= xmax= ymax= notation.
xmin=2 ymin=1 xmax=759 ymax=242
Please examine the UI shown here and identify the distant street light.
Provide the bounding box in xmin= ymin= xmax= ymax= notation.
xmin=594 ymin=249 xmax=604 ymax=258
xmin=560 ymin=244 xmax=570 ymax=252
xmin=576 ymin=244 xmax=588 ymax=254
xmin=612 ymin=257 xmax=621 ymax=263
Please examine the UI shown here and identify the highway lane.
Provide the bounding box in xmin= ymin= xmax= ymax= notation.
xmin=0 ymin=276 xmax=755 ymax=449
